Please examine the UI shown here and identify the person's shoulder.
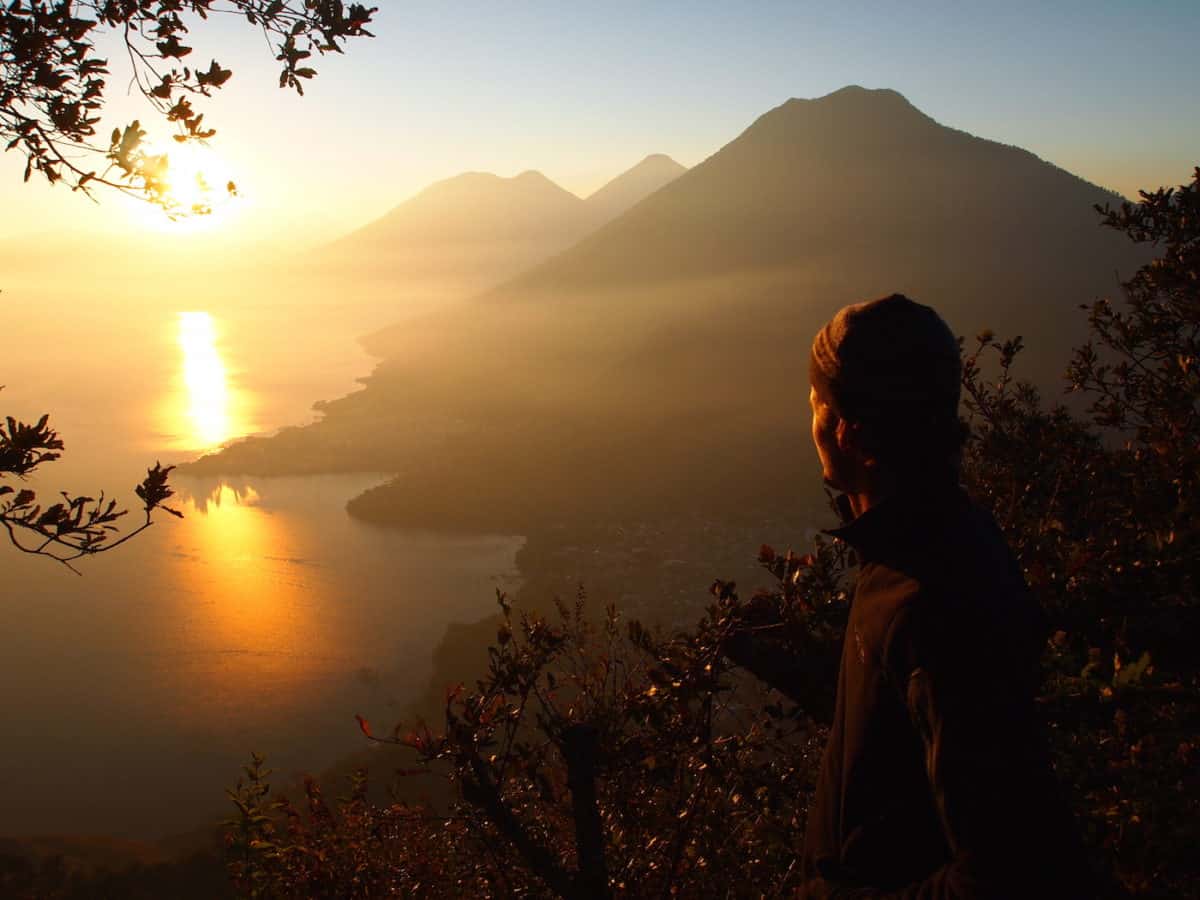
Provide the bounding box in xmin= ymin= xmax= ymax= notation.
xmin=852 ymin=560 xmax=924 ymax=655
xmin=891 ymin=498 xmax=1045 ymax=674
xmin=856 ymin=560 xmax=922 ymax=609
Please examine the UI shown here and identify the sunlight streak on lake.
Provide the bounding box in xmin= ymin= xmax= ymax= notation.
xmin=176 ymin=311 xmax=237 ymax=449
xmin=166 ymin=482 xmax=338 ymax=717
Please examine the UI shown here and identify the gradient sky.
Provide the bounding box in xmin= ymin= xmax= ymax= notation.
xmin=3 ymin=1 xmax=1197 ymax=251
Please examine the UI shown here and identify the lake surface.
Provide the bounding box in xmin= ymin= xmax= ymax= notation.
xmin=0 ymin=258 xmax=519 ymax=840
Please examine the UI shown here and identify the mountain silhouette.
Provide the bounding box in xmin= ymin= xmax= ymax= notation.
xmin=352 ymin=170 xmax=585 ymax=243
xmin=366 ymin=86 xmax=1138 ymax=406
xmin=191 ymin=87 xmax=1146 ymax=531
xmin=319 ymin=169 xmax=594 ymax=286
xmin=511 ymin=86 xmax=1126 ymax=307
xmin=318 ymin=160 xmax=686 ymax=353
xmin=584 ymin=153 xmax=687 ymax=222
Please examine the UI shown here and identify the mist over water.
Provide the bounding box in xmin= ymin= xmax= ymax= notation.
xmin=0 ymin=273 xmax=521 ymax=840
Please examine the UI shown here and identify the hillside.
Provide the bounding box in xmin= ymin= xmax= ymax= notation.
xmin=312 ymin=170 xmax=599 ymax=324
xmin=187 ymin=86 xmax=1145 ymax=531
xmin=583 ymin=153 xmax=687 ymax=222
xmin=352 ymin=158 xmax=686 ymax=356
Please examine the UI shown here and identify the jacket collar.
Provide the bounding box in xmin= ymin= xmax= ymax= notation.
xmin=824 ymin=479 xmax=967 ymax=564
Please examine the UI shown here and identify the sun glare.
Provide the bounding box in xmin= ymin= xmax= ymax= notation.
xmin=133 ymin=141 xmax=240 ymax=231
xmin=178 ymin=311 xmax=233 ymax=448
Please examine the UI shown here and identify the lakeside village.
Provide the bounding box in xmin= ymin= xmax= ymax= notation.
xmin=509 ymin=508 xmax=827 ymax=631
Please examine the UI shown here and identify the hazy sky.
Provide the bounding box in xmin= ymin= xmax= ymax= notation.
xmin=2 ymin=1 xmax=1196 ymax=251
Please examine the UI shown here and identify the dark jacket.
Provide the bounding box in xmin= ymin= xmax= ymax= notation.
xmin=795 ymin=483 xmax=1091 ymax=899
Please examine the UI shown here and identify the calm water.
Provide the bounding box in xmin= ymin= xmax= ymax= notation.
xmin=1 ymin=264 xmax=519 ymax=840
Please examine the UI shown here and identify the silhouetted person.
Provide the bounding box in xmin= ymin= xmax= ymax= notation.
xmin=728 ymin=295 xmax=1093 ymax=898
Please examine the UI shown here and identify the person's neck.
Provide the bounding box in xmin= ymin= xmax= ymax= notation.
xmin=844 ymin=489 xmax=886 ymax=519
xmin=842 ymin=464 xmax=962 ymax=519
xmin=841 ymin=465 xmax=896 ymax=519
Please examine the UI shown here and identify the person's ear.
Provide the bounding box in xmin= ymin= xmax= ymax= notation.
xmin=836 ymin=419 xmax=878 ymax=471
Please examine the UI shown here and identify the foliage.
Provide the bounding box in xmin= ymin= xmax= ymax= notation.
xmin=224 ymin=753 xmax=449 ymax=898
xmin=1 ymin=0 xmax=375 ymax=214
xmin=0 ymin=845 xmax=230 ymax=900
xmin=0 ymin=402 xmax=181 ymax=572
xmin=225 ymin=169 xmax=1199 ymax=897
xmin=958 ymin=168 xmax=1199 ymax=897
xmin=1069 ymin=168 xmax=1199 ymax=542
xmin=227 ymin=557 xmax=846 ymax=898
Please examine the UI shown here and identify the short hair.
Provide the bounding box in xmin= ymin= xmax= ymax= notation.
xmin=810 ymin=293 xmax=964 ymax=474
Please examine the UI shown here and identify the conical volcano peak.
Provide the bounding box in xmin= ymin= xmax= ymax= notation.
xmin=769 ymin=85 xmax=926 ymax=124
xmin=515 ymin=169 xmax=556 ymax=185
xmin=731 ymin=85 xmax=939 ymax=153
xmin=811 ymin=84 xmax=912 ymax=106
xmin=438 ymin=170 xmax=504 ymax=187
xmin=584 ymin=154 xmax=687 ymax=221
xmin=509 ymin=169 xmax=588 ymax=200
xmin=387 ymin=169 xmax=578 ymax=208
xmin=323 ymin=165 xmax=592 ymax=273
xmin=638 ymin=153 xmax=683 ymax=166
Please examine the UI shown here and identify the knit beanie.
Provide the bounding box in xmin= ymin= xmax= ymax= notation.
xmin=810 ymin=294 xmax=963 ymax=468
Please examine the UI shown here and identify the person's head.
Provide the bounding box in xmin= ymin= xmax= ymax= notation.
xmin=809 ymin=293 xmax=963 ymax=495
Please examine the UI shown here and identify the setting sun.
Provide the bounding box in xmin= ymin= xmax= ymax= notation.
xmin=131 ymin=140 xmax=239 ymax=230
xmin=168 ymin=141 xmax=234 ymax=212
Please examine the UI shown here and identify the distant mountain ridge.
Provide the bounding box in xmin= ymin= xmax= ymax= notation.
xmin=191 ymin=86 xmax=1144 ymax=532
xmin=315 ymin=168 xmax=596 ymax=295
xmin=339 ymin=156 xmax=684 ymax=354
xmin=314 ymin=158 xmax=685 ymax=345
xmin=583 ymin=153 xmax=688 ymax=222
xmin=339 ymin=169 xmax=588 ymax=245
xmin=321 ymin=157 xmax=686 ymax=277
xmin=360 ymin=85 xmax=1136 ymax=414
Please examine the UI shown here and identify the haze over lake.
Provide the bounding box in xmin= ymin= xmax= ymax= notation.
xmin=0 ymin=265 xmax=522 ymax=839
xmin=0 ymin=149 xmax=687 ymax=843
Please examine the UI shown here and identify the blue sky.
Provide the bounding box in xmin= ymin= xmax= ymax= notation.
xmin=2 ymin=1 xmax=1196 ymax=246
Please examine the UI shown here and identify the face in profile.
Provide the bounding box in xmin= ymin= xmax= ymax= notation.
xmin=809 ymin=384 xmax=847 ymax=490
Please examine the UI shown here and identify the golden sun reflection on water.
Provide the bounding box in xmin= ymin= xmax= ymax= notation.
xmin=178 ymin=312 xmax=230 ymax=446
xmin=175 ymin=311 xmax=246 ymax=450
xmin=170 ymin=483 xmax=342 ymax=719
